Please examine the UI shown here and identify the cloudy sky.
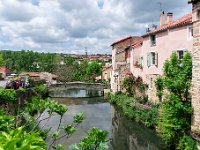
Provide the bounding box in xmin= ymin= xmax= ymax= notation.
xmin=0 ymin=0 xmax=191 ymax=54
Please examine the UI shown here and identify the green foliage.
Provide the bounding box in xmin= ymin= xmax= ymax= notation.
xmin=122 ymin=75 xmax=147 ymax=101
xmin=0 ymin=115 xmax=15 ymax=132
xmin=0 ymin=88 xmax=16 ymax=103
xmin=0 ymin=127 xmax=46 ymax=150
xmin=53 ymin=144 xmax=65 ymax=150
xmin=70 ymin=127 xmax=108 ymax=150
xmin=1 ymin=50 xmax=58 ymax=73
xmin=64 ymin=125 xmax=76 ymax=135
xmin=29 ymin=79 xmax=46 ymax=88
xmin=32 ymin=85 xmax=48 ymax=99
xmin=106 ymin=92 xmax=158 ymax=128
xmin=177 ymin=135 xmax=197 ymax=150
xmin=157 ymin=94 xmax=192 ymax=147
xmin=0 ymin=53 xmax=3 ymax=67
xmin=163 ymin=52 xmax=192 ymax=101
xmin=73 ymin=112 xmax=84 ymax=123
xmin=25 ymin=97 xmax=48 ymax=115
xmin=123 ymin=76 xmax=134 ymax=95
xmin=53 ymin=104 xmax=68 ymax=117
xmin=86 ymin=61 xmax=102 ymax=82
xmin=156 ymin=52 xmax=196 ymax=149
xmin=18 ymin=88 xmax=26 ymax=94
xmin=155 ymin=77 xmax=164 ymax=101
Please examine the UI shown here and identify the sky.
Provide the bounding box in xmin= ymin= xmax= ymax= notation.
xmin=0 ymin=0 xmax=191 ymax=54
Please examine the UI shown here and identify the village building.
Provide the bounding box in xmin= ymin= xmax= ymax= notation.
xmin=139 ymin=12 xmax=193 ymax=102
xmin=111 ymin=36 xmax=142 ymax=93
xmin=19 ymin=72 xmax=58 ymax=84
xmin=19 ymin=72 xmax=41 ymax=81
xmin=0 ymin=67 xmax=12 ymax=80
xmin=102 ymin=65 xmax=112 ymax=82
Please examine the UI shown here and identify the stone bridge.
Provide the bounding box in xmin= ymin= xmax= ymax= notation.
xmin=48 ymin=82 xmax=111 ymax=92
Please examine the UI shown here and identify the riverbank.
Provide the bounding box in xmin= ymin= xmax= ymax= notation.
xmin=105 ymin=92 xmax=159 ymax=128
xmin=105 ymin=92 xmax=198 ymax=150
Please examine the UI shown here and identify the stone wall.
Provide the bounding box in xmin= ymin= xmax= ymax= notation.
xmin=146 ymin=74 xmax=160 ymax=104
xmin=49 ymin=82 xmax=111 ymax=92
xmin=113 ymin=37 xmax=142 ymax=62
xmin=191 ymin=0 xmax=200 ymax=131
xmin=116 ymin=51 xmax=126 ymax=62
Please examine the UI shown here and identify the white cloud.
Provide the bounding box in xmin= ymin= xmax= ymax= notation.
xmin=0 ymin=0 xmax=191 ymax=54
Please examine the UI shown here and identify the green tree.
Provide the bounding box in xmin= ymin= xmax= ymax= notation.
xmin=0 ymin=54 xmax=3 ymax=67
xmin=156 ymin=52 xmax=196 ymax=149
xmin=86 ymin=61 xmax=102 ymax=82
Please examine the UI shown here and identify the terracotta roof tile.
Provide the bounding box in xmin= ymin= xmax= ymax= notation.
xmin=0 ymin=67 xmax=11 ymax=73
xmin=131 ymin=39 xmax=143 ymax=47
xmin=111 ymin=36 xmax=132 ymax=46
xmin=143 ymin=13 xmax=192 ymax=37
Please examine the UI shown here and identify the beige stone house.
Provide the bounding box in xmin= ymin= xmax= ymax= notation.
xmin=110 ymin=36 xmax=142 ymax=92
xmin=102 ymin=65 xmax=112 ymax=82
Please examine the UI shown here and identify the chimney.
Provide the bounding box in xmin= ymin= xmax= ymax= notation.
xmin=167 ymin=12 xmax=173 ymax=24
xmin=160 ymin=11 xmax=165 ymax=27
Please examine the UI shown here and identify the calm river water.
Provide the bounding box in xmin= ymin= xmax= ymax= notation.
xmin=43 ymin=89 xmax=163 ymax=150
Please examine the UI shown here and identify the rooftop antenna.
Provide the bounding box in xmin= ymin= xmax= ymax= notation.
xmin=157 ymin=1 xmax=163 ymax=13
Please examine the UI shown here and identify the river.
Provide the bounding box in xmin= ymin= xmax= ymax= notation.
xmin=42 ymin=89 xmax=163 ymax=150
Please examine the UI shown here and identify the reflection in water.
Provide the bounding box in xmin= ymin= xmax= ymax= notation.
xmin=111 ymin=107 xmax=163 ymax=150
xmin=54 ymin=97 xmax=108 ymax=105
xmin=43 ymin=89 xmax=162 ymax=150
xmin=49 ymin=88 xmax=103 ymax=98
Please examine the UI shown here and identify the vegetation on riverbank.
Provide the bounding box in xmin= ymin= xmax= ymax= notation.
xmin=156 ymin=52 xmax=197 ymax=150
xmin=106 ymin=93 xmax=159 ymax=128
xmin=107 ymin=52 xmax=197 ymax=150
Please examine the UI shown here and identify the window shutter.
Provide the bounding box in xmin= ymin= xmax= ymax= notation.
xmin=149 ymin=52 xmax=152 ymax=66
xmin=155 ymin=52 xmax=158 ymax=67
xmin=147 ymin=53 xmax=150 ymax=67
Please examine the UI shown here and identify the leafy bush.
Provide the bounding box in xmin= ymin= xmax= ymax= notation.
xmin=122 ymin=74 xmax=147 ymax=101
xmin=32 ymin=85 xmax=48 ymax=99
xmin=0 ymin=88 xmax=16 ymax=103
xmin=0 ymin=127 xmax=46 ymax=150
xmin=106 ymin=92 xmax=158 ymax=128
xmin=177 ymin=135 xmax=197 ymax=150
xmin=18 ymin=88 xmax=26 ymax=94
xmin=70 ymin=127 xmax=108 ymax=150
xmin=29 ymin=79 xmax=46 ymax=87
xmin=0 ymin=115 xmax=15 ymax=132
xmin=155 ymin=77 xmax=164 ymax=102
xmin=157 ymin=94 xmax=193 ymax=148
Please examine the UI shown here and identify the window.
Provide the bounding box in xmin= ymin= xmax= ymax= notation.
xmin=176 ymin=50 xmax=186 ymax=60
xmin=188 ymin=26 xmax=193 ymax=39
xmin=147 ymin=52 xmax=158 ymax=67
xmin=150 ymin=34 xmax=156 ymax=46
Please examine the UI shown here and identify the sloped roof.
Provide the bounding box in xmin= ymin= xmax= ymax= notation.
xmin=20 ymin=72 xmax=40 ymax=77
xmin=111 ymin=36 xmax=132 ymax=46
xmin=0 ymin=67 xmax=11 ymax=73
xmin=132 ymin=39 xmax=143 ymax=48
xmin=142 ymin=13 xmax=192 ymax=37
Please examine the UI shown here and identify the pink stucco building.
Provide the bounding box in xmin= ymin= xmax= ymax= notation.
xmin=129 ymin=12 xmax=193 ymax=102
